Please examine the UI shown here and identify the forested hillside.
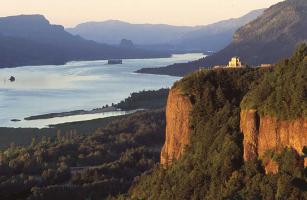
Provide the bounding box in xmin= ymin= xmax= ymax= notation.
xmin=123 ymin=45 xmax=307 ymax=200
xmin=241 ymin=43 xmax=307 ymax=119
xmin=0 ymin=110 xmax=165 ymax=200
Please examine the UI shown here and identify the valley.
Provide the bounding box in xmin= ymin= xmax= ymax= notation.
xmin=0 ymin=0 xmax=306 ymax=199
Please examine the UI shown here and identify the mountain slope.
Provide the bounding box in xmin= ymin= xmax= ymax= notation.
xmin=67 ymin=10 xmax=263 ymax=52
xmin=175 ymin=9 xmax=264 ymax=51
xmin=0 ymin=35 xmax=67 ymax=67
xmin=0 ymin=15 xmax=169 ymax=68
xmin=216 ymin=0 xmax=307 ymax=65
xmin=67 ymin=20 xmax=197 ymax=45
xmin=138 ymin=0 xmax=307 ymax=76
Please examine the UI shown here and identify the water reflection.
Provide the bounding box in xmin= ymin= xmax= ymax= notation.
xmin=0 ymin=53 xmax=204 ymax=128
xmin=5 ymin=110 xmax=135 ymax=128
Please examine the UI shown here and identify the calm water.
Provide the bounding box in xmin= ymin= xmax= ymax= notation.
xmin=0 ymin=53 xmax=204 ymax=128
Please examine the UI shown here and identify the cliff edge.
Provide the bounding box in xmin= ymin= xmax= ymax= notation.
xmin=160 ymin=88 xmax=192 ymax=166
xmin=240 ymin=109 xmax=307 ymax=173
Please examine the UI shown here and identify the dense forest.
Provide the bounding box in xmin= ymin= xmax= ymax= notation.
xmin=115 ymin=89 xmax=169 ymax=110
xmin=0 ymin=110 xmax=165 ymax=200
xmin=122 ymin=45 xmax=307 ymax=200
xmin=0 ymin=114 xmax=128 ymax=150
xmin=241 ymin=43 xmax=307 ymax=119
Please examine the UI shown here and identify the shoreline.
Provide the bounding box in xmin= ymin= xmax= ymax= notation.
xmin=0 ymin=54 xmax=172 ymax=69
xmin=23 ymin=106 xmax=121 ymax=121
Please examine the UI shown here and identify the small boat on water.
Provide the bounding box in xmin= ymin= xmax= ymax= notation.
xmin=9 ymin=76 xmax=15 ymax=82
xmin=108 ymin=59 xmax=123 ymax=64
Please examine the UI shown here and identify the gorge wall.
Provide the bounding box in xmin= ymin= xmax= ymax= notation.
xmin=160 ymin=88 xmax=192 ymax=166
xmin=161 ymin=88 xmax=307 ymax=172
xmin=240 ymin=109 xmax=307 ymax=173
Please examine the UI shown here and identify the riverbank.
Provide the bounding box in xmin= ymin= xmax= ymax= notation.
xmin=22 ymin=88 xmax=169 ymax=123
xmin=24 ymin=106 xmax=119 ymax=121
xmin=0 ymin=53 xmax=202 ymax=128
xmin=0 ymin=108 xmax=165 ymax=150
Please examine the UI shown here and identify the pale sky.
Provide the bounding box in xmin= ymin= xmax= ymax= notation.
xmin=0 ymin=0 xmax=284 ymax=27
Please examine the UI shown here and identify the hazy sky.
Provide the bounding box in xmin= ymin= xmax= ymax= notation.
xmin=1 ymin=0 xmax=284 ymax=27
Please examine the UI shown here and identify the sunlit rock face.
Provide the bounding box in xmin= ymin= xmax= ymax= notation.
xmin=240 ymin=109 xmax=307 ymax=173
xmin=240 ymin=109 xmax=259 ymax=161
xmin=160 ymin=91 xmax=307 ymax=173
xmin=160 ymin=88 xmax=192 ymax=166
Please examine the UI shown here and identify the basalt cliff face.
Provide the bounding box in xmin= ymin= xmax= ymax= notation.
xmin=240 ymin=109 xmax=307 ymax=173
xmin=161 ymin=92 xmax=307 ymax=170
xmin=160 ymin=88 xmax=192 ymax=166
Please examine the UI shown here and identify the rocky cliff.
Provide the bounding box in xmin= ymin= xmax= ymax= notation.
xmin=160 ymin=88 xmax=192 ymax=166
xmin=161 ymin=44 xmax=306 ymax=170
xmin=161 ymin=97 xmax=307 ymax=170
xmin=240 ymin=109 xmax=307 ymax=173
xmin=240 ymin=109 xmax=260 ymax=161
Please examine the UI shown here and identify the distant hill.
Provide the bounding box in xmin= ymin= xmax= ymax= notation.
xmin=67 ymin=9 xmax=264 ymax=52
xmin=67 ymin=20 xmax=197 ymax=45
xmin=0 ymin=15 xmax=169 ymax=68
xmin=138 ymin=0 xmax=307 ymax=76
xmin=174 ymin=9 xmax=265 ymax=51
xmin=0 ymin=34 xmax=67 ymax=67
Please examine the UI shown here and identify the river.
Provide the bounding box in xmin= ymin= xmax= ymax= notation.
xmin=0 ymin=53 xmax=204 ymax=128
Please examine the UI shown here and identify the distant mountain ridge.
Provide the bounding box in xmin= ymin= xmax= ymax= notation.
xmin=0 ymin=15 xmax=169 ymax=68
xmin=67 ymin=20 xmax=197 ymax=45
xmin=137 ymin=0 xmax=307 ymax=76
xmin=174 ymin=9 xmax=265 ymax=51
xmin=67 ymin=9 xmax=264 ymax=52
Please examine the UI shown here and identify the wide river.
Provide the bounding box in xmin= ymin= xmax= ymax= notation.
xmin=0 ymin=53 xmax=204 ymax=128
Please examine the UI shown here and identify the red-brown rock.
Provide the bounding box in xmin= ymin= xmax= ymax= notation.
xmin=160 ymin=88 xmax=192 ymax=166
xmin=240 ymin=109 xmax=307 ymax=173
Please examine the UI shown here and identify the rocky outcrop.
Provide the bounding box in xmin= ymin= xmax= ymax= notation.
xmin=161 ymin=96 xmax=307 ymax=171
xmin=240 ymin=109 xmax=260 ymax=161
xmin=240 ymin=109 xmax=307 ymax=173
xmin=160 ymin=88 xmax=192 ymax=166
